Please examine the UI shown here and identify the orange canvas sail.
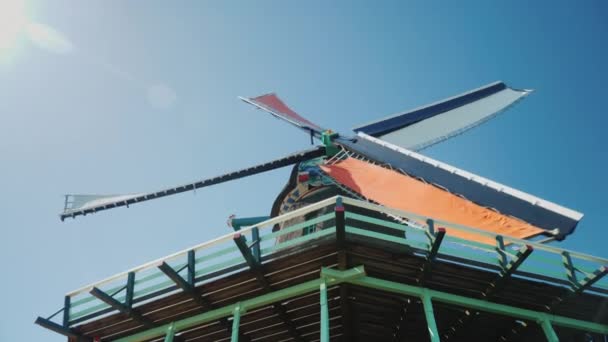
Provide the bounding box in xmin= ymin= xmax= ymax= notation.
xmin=321 ymin=157 xmax=544 ymax=244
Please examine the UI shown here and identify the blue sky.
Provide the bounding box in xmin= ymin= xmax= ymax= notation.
xmin=1 ymin=1 xmax=607 ymax=340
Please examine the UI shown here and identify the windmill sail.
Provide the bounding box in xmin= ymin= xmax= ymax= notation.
xmin=335 ymin=133 xmax=583 ymax=239
xmin=60 ymin=146 xmax=325 ymax=220
xmin=240 ymin=93 xmax=325 ymax=137
xmin=353 ymin=81 xmax=531 ymax=151
xmin=320 ymin=157 xmax=545 ymax=244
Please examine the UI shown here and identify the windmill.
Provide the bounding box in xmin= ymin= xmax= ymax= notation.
xmin=60 ymin=81 xmax=583 ymax=244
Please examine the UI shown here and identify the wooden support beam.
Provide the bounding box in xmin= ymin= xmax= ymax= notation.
xmin=158 ymin=262 xmax=212 ymax=309
xmin=395 ymin=222 xmax=445 ymax=340
xmin=549 ymin=264 xmax=608 ymax=310
xmin=443 ymin=244 xmax=534 ymax=339
xmin=35 ymin=317 xmax=92 ymax=341
xmin=158 ymin=260 xmax=250 ymax=341
xmin=234 ymin=233 xmax=270 ymax=288
xmin=502 ymin=245 xmax=534 ymax=278
xmin=562 ymin=251 xmax=578 ymax=289
xmin=428 ymin=228 xmax=446 ymax=261
xmin=418 ymin=226 xmax=446 ymax=286
xmin=488 ymin=245 xmax=534 ymax=297
xmin=576 ymin=266 xmax=608 ymax=294
xmin=89 ymin=287 xmax=155 ymax=328
xmin=233 ymin=233 xmax=303 ymax=341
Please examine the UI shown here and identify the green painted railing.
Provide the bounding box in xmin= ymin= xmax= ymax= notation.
xmin=114 ymin=266 xmax=608 ymax=342
xmin=44 ymin=196 xmax=608 ymax=330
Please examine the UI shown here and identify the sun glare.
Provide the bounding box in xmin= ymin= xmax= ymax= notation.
xmin=0 ymin=0 xmax=28 ymax=53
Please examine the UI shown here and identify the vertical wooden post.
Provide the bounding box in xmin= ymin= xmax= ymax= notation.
xmin=62 ymin=295 xmax=70 ymax=328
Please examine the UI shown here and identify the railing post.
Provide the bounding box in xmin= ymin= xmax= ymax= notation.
xmin=187 ymin=250 xmax=195 ymax=286
xmin=335 ymin=197 xmax=346 ymax=266
xmin=421 ymin=289 xmax=440 ymax=342
xmin=540 ymin=318 xmax=559 ymax=342
xmin=164 ymin=322 xmax=176 ymax=342
xmin=562 ymin=251 xmax=579 ymax=290
xmin=496 ymin=235 xmax=508 ymax=270
xmin=126 ymin=272 xmax=135 ymax=309
xmin=335 ymin=197 xmax=345 ymax=246
xmin=62 ymin=295 xmax=70 ymax=328
xmin=426 ymin=218 xmax=435 ymax=237
xmin=251 ymin=227 xmax=261 ymax=263
xmin=320 ymin=279 xmax=330 ymax=342
xmin=231 ymin=304 xmax=242 ymax=342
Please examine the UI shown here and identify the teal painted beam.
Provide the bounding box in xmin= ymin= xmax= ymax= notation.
xmin=421 ymin=289 xmax=440 ymax=342
xmin=349 ymin=276 xmax=608 ymax=335
xmin=114 ymin=267 xmax=607 ymax=342
xmin=231 ymin=304 xmax=242 ymax=342
xmin=229 ymin=216 xmax=270 ymax=231
xmin=164 ymin=322 xmax=176 ymax=342
xmin=113 ymin=267 xmax=357 ymax=342
xmin=541 ymin=319 xmax=559 ymax=342
xmin=320 ymin=279 xmax=329 ymax=342
xmin=321 ymin=265 xmax=366 ymax=282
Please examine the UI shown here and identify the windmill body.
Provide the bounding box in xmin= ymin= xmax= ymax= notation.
xmin=37 ymin=82 xmax=608 ymax=342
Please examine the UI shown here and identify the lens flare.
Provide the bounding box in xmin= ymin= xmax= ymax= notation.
xmin=0 ymin=0 xmax=27 ymax=52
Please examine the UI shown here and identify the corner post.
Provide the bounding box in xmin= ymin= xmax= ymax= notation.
xmin=231 ymin=304 xmax=242 ymax=342
xmin=335 ymin=197 xmax=345 ymax=250
xmin=187 ymin=250 xmax=195 ymax=286
xmin=421 ymin=289 xmax=440 ymax=342
xmin=63 ymin=295 xmax=70 ymax=328
xmin=251 ymin=227 xmax=261 ymax=263
xmin=126 ymin=272 xmax=135 ymax=309
xmin=320 ymin=279 xmax=330 ymax=342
